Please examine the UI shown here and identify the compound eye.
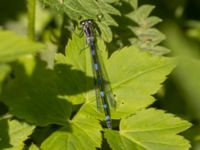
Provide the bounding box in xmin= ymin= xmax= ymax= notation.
xmin=89 ymin=20 xmax=93 ymax=24
xmin=81 ymin=22 xmax=85 ymax=26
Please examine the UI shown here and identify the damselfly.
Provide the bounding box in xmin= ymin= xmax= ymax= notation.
xmin=80 ymin=19 xmax=115 ymax=129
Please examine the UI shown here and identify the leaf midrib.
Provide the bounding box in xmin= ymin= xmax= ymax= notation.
xmin=112 ymin=62 xmax=171 ymax=90
xmin=121 ymin=123 xmax=189 ymax=133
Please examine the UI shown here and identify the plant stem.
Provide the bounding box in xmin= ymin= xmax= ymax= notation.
xmin=27 ymin=0 xmax=36 ymax=40
xmin=57 ymin=14 xmax=71 ymax=54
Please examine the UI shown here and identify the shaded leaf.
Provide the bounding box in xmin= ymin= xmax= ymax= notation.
xmin=163 ymin=22 xmax=200 ymax=119
xmin=130 ymin=5 xmax=155 ymax=25
xmin=109 ymin=1 xmax=169 ymax=55
xmin=145 ymin=16 xmax=162 ymax=28
xmin=97 ymin=22 xmax=113 ymax=43
xmin=174 ymin=58 xmax=200 ymax=119
xmin=0 ymin=31 xmax=44 ymax=63
xmin=183 ymin=125 xmax=200 ymax=150
xmin=0 ymin=56 xmax=72 ymax=126
xmin=0 ymin=64 xmax=10 ymax=93
xmin=132 ymin=28 xmax=166 ymax=47
xmin=40 ymin=0 xmax=120 ymax=42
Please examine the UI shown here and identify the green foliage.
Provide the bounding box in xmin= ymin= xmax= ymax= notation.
xmin=0 ymin=119 xmax=34 ymax=150
xmin=57 ymin=32 xmax=176 ymax=121
xmin=105 ymin=109 xmax=191 ymax=150
xmin=115 ymin=2 xmax=170 ymax=55
xmin=0 ymin=65 xmax=10 ymax=93
xmin=29 ymin=144 xmax=40 ymax=150
xmin=0 ymin=31 xmax=44 ymax=63
xmin=163 ymin=22 xmax=200 ymax=120
xmin=0 ymin=31 xmax=44 ymax=94
xmin=0 ymin=56 xmax=72 ymax=126
xmin=186 ymin=21 xmax=200 ymax=41
xmin=41 ymin=115 xmax=102 ymax=150
xmin=40 ymin=0 xmax=120 ymax=42
xmin=0 ymin=0 xmax=194 ymax=150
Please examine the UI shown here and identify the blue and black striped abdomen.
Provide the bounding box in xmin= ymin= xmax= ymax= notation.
xmin=81 ymin=19 xmax=113 ymax=129
xmin=89 ymin=41 xmax=112 ymax=129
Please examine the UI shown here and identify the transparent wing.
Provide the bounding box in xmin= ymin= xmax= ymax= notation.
xmin=95 ymin=41 xmax=117 ymax=109
xmin=91 ymin=66 xmax=102 ymax=112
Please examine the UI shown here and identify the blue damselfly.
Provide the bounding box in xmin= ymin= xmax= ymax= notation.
xmin=80 ymin=19 xmax=115 ymax=129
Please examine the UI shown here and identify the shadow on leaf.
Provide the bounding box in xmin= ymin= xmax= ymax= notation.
xmin=0 ymin=57 xmax=95 ymax=126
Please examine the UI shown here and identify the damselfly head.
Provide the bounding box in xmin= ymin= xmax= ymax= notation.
xmin=80 ymin=19 xmax=93 ymax=28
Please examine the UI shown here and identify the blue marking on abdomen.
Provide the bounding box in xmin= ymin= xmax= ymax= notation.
xmin=94 ymin=63 xmax=98 ymax=70
xmin=100 ymin=91 xmax=104 ymax=97
xmin=103 ymin=104 xmax=107 ymax=109
xmin=105 ymin=115 xmax=111 ymax=121
xmin=97 ymin=77 xmax=101 ymax=85
xmin=91 ymin=49 xmax=95 ymax=56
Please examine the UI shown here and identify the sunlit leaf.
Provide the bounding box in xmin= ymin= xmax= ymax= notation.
xmin=29 ymin=144 xmax=40 ymax=150
xmin=0 ymin=119 xmax=34 ymax=150
xmin=41 ymin=115 xmax=102 ymax=150
xmin=105 ymin=109 xmax=191 ymax=150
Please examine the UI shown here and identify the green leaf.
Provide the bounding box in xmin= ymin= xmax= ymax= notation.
xmin=97 ymin=22 xmax=113 ymax=43
xmin=145 ymin=16 xmax=162 ymax=28
xmin=123 ymin=0 xmax=138 ymax=9
xmin=0 ymin=31 xmax=44 ymax=63
xmin=55 ymin=33 xmax=95 ymax=105
xmin=29 ymin=144 xmax=40 ymax=150
xmin=125 ymin=2 xmax=168 ymax=56
xmin=130 ymin=5 xmax=155 ymax=25
xmin=41 ymin=115 xmax=102 ymax=150
xmin=0 ymin=119 xmax=34 ymax=150
xmin=102 ymin=0 xmax=118 ymax=3
xmin=56 ymin=32 xmax=175 ymax=120
xmin=132 ymin=28 xmax=166 ymax=46
xmin=40 ymin=0 xmax=120 ymax=42
xmin=105 ymin=46 xmax=174 ymax=118
xmin=0 ymin=65 xmax=10 ymax=81
xmin=131 ymin=27 xmax=168 ymax=55
xmin=0 ymin=64 xmax=10 ymax=93
xmin=105 ymin=109 xmax=192 ymax=150
xmin=143 ymin=46 xmax=170 ymax=56
xmin=110 ymin=2 xmax=168 ymax=56
xmin=0 ymin=56 xmax=72 ymax=126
